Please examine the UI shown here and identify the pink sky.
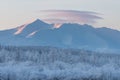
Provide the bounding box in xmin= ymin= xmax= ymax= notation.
xmin=0 ymin=0 xmax=119 ymax=30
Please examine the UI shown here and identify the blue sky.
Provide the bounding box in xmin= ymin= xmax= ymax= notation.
xmin=0 ymin=0 xmax=119 ymax=30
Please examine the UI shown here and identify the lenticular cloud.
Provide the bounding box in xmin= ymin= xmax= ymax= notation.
xmin=39 ymin=10 xmax=102 ymax=24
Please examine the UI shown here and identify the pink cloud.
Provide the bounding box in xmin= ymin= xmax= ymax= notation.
xmin=39 ymin=10 xmax=103 ymax=24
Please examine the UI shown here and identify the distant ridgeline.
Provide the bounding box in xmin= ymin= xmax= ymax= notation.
xmin=0 ymin=19 xmax=120 ymax=53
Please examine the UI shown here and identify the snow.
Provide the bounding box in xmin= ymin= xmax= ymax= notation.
xmin=53 ymin=23 xmax=62 ymax=28
xmin=14 ymin=24 xmax=27 ymax=35
xmin=26 ymin=31 xmax=38 ymax=38
xmin=0 ymin=46 xmax=120 ymax=80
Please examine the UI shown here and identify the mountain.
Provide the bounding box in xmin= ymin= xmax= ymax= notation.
xmin=0 ymin=19 xmax=120 ymax=52
xmin=14 ymin=19 xmax=53 ymax=36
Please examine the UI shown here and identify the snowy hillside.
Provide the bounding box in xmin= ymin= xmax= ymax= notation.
xmin=0 ymin=46 xmax=120 ymax=80
xmin=0 ymin=19 xmax=120 ymax=52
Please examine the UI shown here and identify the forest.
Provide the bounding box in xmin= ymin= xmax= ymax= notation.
xmin=0 ymin=45 xmax=120 ymax=80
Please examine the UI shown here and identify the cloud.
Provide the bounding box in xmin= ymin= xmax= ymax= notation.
xmin=39 ymin=10 xmax=103 ymax=24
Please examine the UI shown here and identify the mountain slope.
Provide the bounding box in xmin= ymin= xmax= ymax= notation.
xmin=14 ymin=19 xmax=53 ymax=37
xmin=0 ymin=19 xmax=120 ymax=52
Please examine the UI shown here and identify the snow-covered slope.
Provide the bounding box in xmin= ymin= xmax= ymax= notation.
xmin=14 ymin=19 xmax=53 ymax=37
xmin=0 ymin=19 xmax=120 ymax=52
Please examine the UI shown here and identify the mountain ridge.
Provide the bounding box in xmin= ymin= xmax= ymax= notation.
xmin=0 ymin=19 xmax=120 ymax=53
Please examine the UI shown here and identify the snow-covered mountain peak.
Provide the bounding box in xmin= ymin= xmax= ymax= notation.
xmin=1 ymin=19 xmax=120 ymax=52
xmin=32 ymin=19 xmax=49 ymax=25
xmin=14 ymin=19 xmax=53 ymax=36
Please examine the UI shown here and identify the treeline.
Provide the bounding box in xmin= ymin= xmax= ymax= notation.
xmin=0 ymin=45 xmax=120 ymax=66
xmin=0 ymin=45 xmax=120 ymax=80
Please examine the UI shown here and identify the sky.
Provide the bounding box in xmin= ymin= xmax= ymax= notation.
xmin=0 ymin=0 xmax=120 ymax=30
